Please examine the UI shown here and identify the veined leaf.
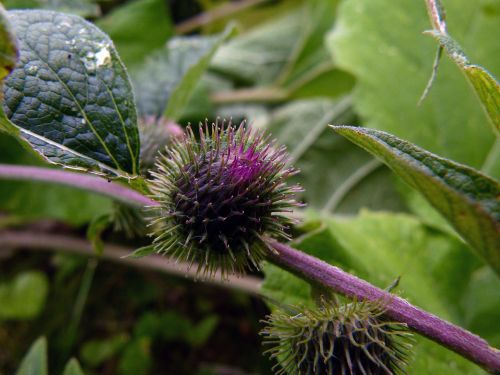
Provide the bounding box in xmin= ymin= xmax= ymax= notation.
xmin=2 ymin=10 xmax=140 ymax=176
xmin=134 ymin=26 xmax=233 ymax=120
xmin=332 ymin=125 xmax=500 ymax=274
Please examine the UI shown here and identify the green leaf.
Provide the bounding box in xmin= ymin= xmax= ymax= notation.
xmin=328 ymin=0 xmax=498 ymax=168
xmin=126 ymin=245 xmax=156 ymax=259
xmin=261 ymin=262 xmax=313 ymax=308
xmin=211 ymin=11 xmax=302 ymax=86
xmin=186 ymin=315 xmax=219 ymax=347
xmin=97 ymin=0 xmax=173 ymax=70
xmin=332 ymin=125 xmax=500 ymax=274
xmin=426 ymin=30 xmax=500 ymax=133
xmin=266 ymin=98 xmax=406 ymax=212
xmin=62 ymin=358 xmax=85 ymax=375
xmin=134 ymin=26 xmax=233 ymax=120
xmin=0 ymin=271 xmax=49 ymax=320
xmin=278 ymin=0 xmax=343 ymax=94
xmin=118 ymin=337 xmax=152 ymax=375
xmin=80 ymin=333 xmax=128 ymax=368
xmin=86 ymin=213 xmax=112 ymax=255
xmin=461 ymin=267 xmax=500 ymax=347
xmin=2 ymin=10 xmax=140 ymax=176
xmin=15 ymin=337 xmax=48 ymax=375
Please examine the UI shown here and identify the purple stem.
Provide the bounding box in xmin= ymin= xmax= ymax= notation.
xmin=0 ymin=164 xmax=156 ymax=208
xmin=1 ymin=164 xmax=499 ymax=371
xmin=268 ymin=240 xmax=500 ymax=372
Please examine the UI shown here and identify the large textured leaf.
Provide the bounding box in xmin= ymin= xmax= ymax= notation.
xmin=134 ymin=27 xmax=232 ymax=120
xmin=332 ymin=125 xmax=500 ymax=274
xmin=2 ymin=10 xmax=140 ymax=175
xmin=262 ymin=211 xmax=487 ymax=373
xmin=266 ymin=98 xmax=406 ymax=212
xmin=0 ymin=270 xmax=49 ymax=319
xmin=16 ymin=337 xmax=48 ymax=375
xmin=97 ymin=0 xmax=173 ymax=70
xmin=328 ymin=0 xmax=498 ymax=168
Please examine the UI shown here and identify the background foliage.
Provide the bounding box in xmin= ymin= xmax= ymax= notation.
xmin=0 ymin=0 xmax=498 ymax=374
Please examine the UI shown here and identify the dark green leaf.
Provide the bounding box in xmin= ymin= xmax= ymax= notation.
xmin=97 ymin=0 xmax=173 ymax=70
xmin=62 ymin=358 xmax=85 ymax=375
xmin=2 ymin=10 xmax=140 ymax=175
xmin=0 ymin=271 xmax=49 ymax=320
xmin=15 ymin=337 xmax=48 ymax=375
xmin=134 ymin=26 xmax=233 ymax=120
xmin=332 ymin=125 xmax=500 ymax=274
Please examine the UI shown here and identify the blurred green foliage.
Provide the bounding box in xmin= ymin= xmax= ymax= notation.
xmin=0 ymin=0 xmax=498 ymax=374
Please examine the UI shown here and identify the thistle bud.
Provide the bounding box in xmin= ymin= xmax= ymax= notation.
xmin=261 ymin=300 xmax=413 ymax=375
xmin=147 ymin=120 xmax=302 ymax=277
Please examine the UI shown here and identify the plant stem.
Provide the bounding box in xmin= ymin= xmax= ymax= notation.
xmin=1 ymin=164 xmax=499 ymax=371
xmin=0 ymin=230 xmax=262 ymax=295
xmin=0 ymin=164 xmax=154 ymax=208
xmin=267 ymin=240 xmax=500 ymax=373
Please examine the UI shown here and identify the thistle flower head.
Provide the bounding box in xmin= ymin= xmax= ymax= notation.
xmin=147 ymin=119 xmax=302 ymax=277
xmin=261 ymin=299 xmax=413 ymax=375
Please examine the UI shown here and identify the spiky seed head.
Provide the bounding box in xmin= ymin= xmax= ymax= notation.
xmin=147 ymin=119 xmax=302 ymax=278
xmin=261 ymin=299 xmax=413 ymax=375
xmin=139 ymin=116 xmax=183 ymax=174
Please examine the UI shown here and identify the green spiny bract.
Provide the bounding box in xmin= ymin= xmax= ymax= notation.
xmin=147 ymin=120 xmax=302 ymax=277
xmin=261 ymin=300 xmax=413 ymax=375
